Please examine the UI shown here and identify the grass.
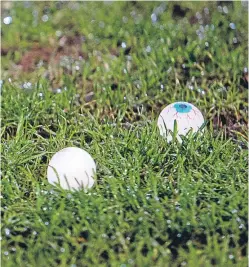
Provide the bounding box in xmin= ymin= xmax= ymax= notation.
xmin=1 ymin=1 xmax=248 ymax=266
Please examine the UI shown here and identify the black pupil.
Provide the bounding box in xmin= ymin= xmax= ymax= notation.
xmin=179 ymin=104 xmax=187 ymax=109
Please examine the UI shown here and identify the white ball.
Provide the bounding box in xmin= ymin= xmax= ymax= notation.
xmin=47 ymin=147 xmax=96 ymax=190
xmin=157 ymin=101 xmax=204 ymax=142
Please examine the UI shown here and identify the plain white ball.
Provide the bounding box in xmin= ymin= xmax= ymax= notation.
xmin=157 ymin=101 xmax=204 ymax=142
xmin=47 ymin=147 xmax=96 ymax=190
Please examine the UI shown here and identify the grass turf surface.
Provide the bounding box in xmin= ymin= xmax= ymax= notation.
xmin=1 ymin=1 xmax=248 ymax=266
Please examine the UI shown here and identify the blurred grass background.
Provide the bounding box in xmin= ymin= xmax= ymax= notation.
xmin=1 ymin=1 xmax=248 ymax=266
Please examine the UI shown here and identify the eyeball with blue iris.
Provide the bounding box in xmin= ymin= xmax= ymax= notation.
xmin=157 ymin=102 xmax=204 ymax=142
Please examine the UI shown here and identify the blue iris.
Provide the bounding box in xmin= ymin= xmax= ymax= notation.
xmin=173 ymin=102 xmax=192 ymax=113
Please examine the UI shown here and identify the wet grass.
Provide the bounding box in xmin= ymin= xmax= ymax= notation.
xmin=1 ymin=1 xmax=248 ymax=266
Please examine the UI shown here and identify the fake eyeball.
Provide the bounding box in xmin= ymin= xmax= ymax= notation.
xmin=157 ymin=101 xmax=204 ymax=142
xmin=47 ymin=147 xmax=96 ymax=191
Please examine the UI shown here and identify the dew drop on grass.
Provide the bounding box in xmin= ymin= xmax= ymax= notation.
xmin=145 ymin=46 xmax=151 ymax=53
xmin=121 ymin=42 xmax=126 ymax=48
xmin=45 ymin=222 xmax=49 ymax=226
xmin=229 ymin=254 xmax=234 ymax=259
xmin=60 ymin=247 xmax=65 ymax=253
xmin=223 ymin=6 xmax=228 ymax=14
xmin=5 ymin=228 xmax=10 ymax=236
xmin=67 ymin=193 xmax=72 ymax=199
xmin=56 ymin=30 xmax=62 ymax=37
xmin=23 ymin=82 xmax=32 ymax=90
xmin=239 ymin=224 xmax=245 ymax=229
xmin=236 ymin=217 xmax=241 ymax=222
xmin=151 ymin=13 xmax=157 ymax=23
xmin=42 ymin=15 xmax=49 ymax=22
xmin=229 ymin=22 xmax=236 ymax=30
xmin=217 ymin=6 xmax=222 ymax=12
xmin=175 ymin=206 xmax=182 ymax=211
xmin=187 ymin=82 xmax=194 ymax=90
xmin=233 ymin=37 xmax=238 ymax=44
xmin=177 ymin=233 xmax=182 ymax=238
xmin=3 ymin=16 xmax=12 ymax=25
xmin=101 ymin=233 xmax=108 ymax=239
